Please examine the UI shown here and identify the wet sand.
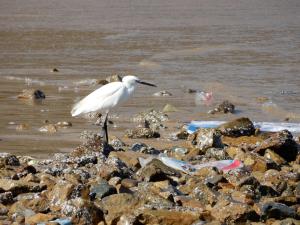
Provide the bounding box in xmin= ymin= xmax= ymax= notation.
xmin=0 ymin=0 xmax=300 ymax=157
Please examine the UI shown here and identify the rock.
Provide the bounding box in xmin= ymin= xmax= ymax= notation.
xmin=255 ymin=96 xmax=269 ymax=103
xmin=218 ymin=117 xmax=255 ymax=137
xmin=115 ymin=184 xmax=132 ymax=194
xmin=149 ymin=180 xmax=179 ymax=201
xmin=188 ymin=128 xmax=223 ymax=152
xmin=136 ymin=209 xmax=202 ymax=225
xmin=97 ymin=79 xmax=109 ymax=85
xmin=226 ymin=146 xmax=245 ymax=159
xmin=264 ymin=149 xmax=286 ymax=165
xmin=48 ymin=180 xmax=74 ymax=209
xmin=184 ymin=88 xmax=197 ymax=93
xmin=131 ymin=143 xmax=160 ymax=154
xmin=109 ymin=150 xmax=148 ymax=169
xmin=109 ymin=136 xmax=126 ymax=151
xmin=106 ymin=74 xmax=122 ymax=83
xmin=0 ymin=203 xmax=8 ymax=216
xmin=231 ymin=191 xmax=254 ymax=205
xmin=18 ymin=89 xmax=46 ymax=100
xmin=173 ymin=129 xmax=189 ymax=140
xmin=204 ymin=175 xmax=226 ymax=188
xmin=25 ymin=213 xmax=56 ymax=224
xmin=153 ymin=90 xmax=172 ymax=97
xmin=108 ymin=177 xmax=122 ymax=187
xmin=0 ymin=179 xmax=45 ymax=196
xmin=178 ymin=177 xmax=218 ymax=205
xmin=16 ymin=123 xmax=30 ymax=131
xmin=132 ymin=109 xmax=168 ymax=131
xmin=222 ymin=134 xmax=264 ymax=147
xmin=162 ymin=104 xmax=178 ymax=113
xmin=125 ymin=127 xmax=160 ymax=138
xmin=39 ymin=124 xmax=58 ymax=133
xmin=211 ymin=199 xmax=259 ymax=223
xmin=51 ymin=68 xmax=59 ymax=72
xmin=97 ymin=157 xmax=132 ymax=180
xmin=208 ymin=100 xmax=235 ymax=114
xmin=121 ymin=179 xmax=138 ymax=189
xmin=67 ymin=183 xmax=89 ymax=200
xmin=13 ymin=165 xmax=37 ymax=179
xmin=4 ymin=154 xmax=20 ymax=166
xmin=254 ymin=130 xmax=298 ymax=162
xmin=295 ymin=182 xmax=300 ymax=198
xmin=255 ymin=202 xmax=296 ymax=220
xmin=55 ymin=121 xmax=72 ymax=128
xmin=243 ymin=153 xmax=268 ymax=172
xmin=174 ymin=196 xmax=205 ymax=210
xmin=205 ymin=148 xmax=229 ymax=160
xmin=9 ymin=197 xmax=50 ymax=217
xmin=90 ymin=179 xmax=116 ymax=200
xmin=270 ymin=218 xmax=300 ymax=225
xmin=0 ymin=192 xmax=13 ymax=205
xmin=62 ymin=198 xmax=103 ymax=225
xmin=137 ymin=158 xmax=180 ymax=182
xmin=101 ymin=193 xmax=140 ymax=225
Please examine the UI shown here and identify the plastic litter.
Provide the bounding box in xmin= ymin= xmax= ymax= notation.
xmin=195 ymin=91 xmax=213 ymax=106
xmin=187 ymin=121 xmax=300 ymax=134
xmin=139 ymin=154 xmax=243 ymax=175
xmin=37 ymin=218 xmax=72 ymax=225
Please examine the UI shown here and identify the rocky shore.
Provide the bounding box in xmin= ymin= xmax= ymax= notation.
xmin=0 ymin=111 xmax=299 ymax=225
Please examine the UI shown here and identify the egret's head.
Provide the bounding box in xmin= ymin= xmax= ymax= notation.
xmin=122 ymin=75 xmax=156 ymax=87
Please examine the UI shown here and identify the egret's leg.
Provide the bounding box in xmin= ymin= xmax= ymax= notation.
xmin=103 ymin=112 xmax=109 ymax=144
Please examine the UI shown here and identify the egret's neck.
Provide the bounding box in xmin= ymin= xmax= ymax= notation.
xmin=124 ymin=82 xmax=137 ymax=96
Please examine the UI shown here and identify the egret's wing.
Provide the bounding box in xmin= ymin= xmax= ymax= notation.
xmin=71 ymin=82 xmax=124 ymax=116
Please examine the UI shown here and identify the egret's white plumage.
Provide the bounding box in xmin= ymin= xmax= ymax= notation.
xmin=71 ymin=75 xmax=155 ymax=117
xmin=71 ymin=75 xmax=156 ymax=145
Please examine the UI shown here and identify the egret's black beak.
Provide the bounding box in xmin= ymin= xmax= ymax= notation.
xmin=137 ymin=80 xmax=157 ymax=87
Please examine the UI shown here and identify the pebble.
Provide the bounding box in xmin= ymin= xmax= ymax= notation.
xmin=153 ymin=90 xmax=172 ymax=97
xmin=39 ymin=124 xmax=57 ymax=133
xmin=162 ymin=103 xmax=178 ymax=113
xmin=17 ymin=89 xmax=46 ymax=100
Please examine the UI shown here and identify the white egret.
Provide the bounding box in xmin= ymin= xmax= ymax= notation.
xmin=71 ymin=75 xmax=156 ymax=144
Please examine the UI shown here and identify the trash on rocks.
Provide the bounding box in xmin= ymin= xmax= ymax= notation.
xmin=139 ymin=154 xmax=243 ymax=175
xmin=187 ymin=120 xmax=300 ymax=134
xmin=39 ymin=218 xmax=72 ymax=225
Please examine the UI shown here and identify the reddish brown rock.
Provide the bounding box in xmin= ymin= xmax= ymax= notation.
xmin=218 ymin=117 xmax=255 ymax=137
xmin=254 ymin=130 xmax=298 ymax=162
xmin=25 ymin=213 xmax=56 ymax=225
xmin=136 ymin=209 xmax=202 ymax=225
xmin=101 ymin=193 xmax=141 ymax=225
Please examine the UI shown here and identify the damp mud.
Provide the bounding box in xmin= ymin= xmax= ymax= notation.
xmin=0 ymin=0 xmax=300 ymax=158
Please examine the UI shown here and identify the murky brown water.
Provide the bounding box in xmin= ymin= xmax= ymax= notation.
xmin=1 ymin=0 xmax=300 ymax=158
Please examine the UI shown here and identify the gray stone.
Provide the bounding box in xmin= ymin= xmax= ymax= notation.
xmin=90 ymin=180 xmax=117 ymax=200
